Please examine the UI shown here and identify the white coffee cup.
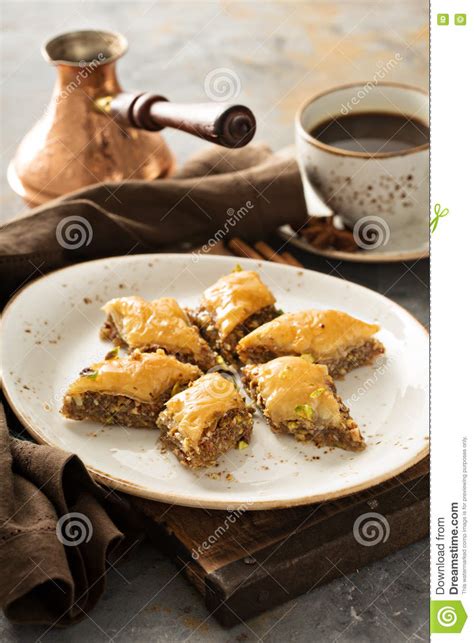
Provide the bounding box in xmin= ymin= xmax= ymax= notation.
xmin=295 ymin=82 xmax=429 ymax=232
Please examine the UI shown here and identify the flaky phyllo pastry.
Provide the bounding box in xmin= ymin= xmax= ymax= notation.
xmin=187 ymin=268 xmax=279 ymax=362
xmin=101 ymin=296 xmax=216 ymax=371
xmin=242 ymin=356 xmax=365 ymax=452
xmin=237 ymin=309 xmax=384 ymax=378
xmin=61 ymin=349 xmax=202 ymax=428
xmin=157 ymin=372 xmax=254 ymax=468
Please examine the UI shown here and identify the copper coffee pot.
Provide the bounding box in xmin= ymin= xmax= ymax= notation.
xmin=8 ymin=30 xmax=256 ymax=207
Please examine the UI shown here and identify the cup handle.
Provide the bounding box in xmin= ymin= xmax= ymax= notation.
xmin=296 ymin=158 xmax=333 ymax=217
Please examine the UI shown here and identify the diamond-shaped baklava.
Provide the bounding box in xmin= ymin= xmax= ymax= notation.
xmin=242 ymin=356 xmax=365 ymax=452
xmin=61 ymin=349 xmax=202 ymax=428
xmin=157 ymin=372 xmax=254 ymax=467
xmin=101 ymin=296 xmax=216 ymax=371
xmin=238 ymin=309 xmax=384 ymax=378
xmin=187 ymin=268 xmax=279 ymax=362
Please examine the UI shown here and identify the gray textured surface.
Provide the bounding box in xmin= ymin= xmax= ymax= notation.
xmin=0 ymin=1 xmax=429 ymax=641
xmin=1 ymin=0 xmax=428 ymax=222
xmin=1 ymin=540 xmax=429 ymax=642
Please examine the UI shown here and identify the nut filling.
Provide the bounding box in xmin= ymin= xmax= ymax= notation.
xmin=240 ymin=338 xmax=385 ymax=379
xmin=188 ymin=305 xmax=279 ymax=363
xmin=241 ymin=358 xmax=366 ymax=452
xmin=158 ymin=407 xmax=254 ymax=468
xmin=61 ymin=389 xmax=182 ymax=428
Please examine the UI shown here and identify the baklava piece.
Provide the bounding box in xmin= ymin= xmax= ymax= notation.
xmin=242 ymin=356 xmax=365 ymax=452
xmin=188 ymin=268 xmax=279 ymax=362
xmin=101 ymin=296 xmax=216 ymax=371
xmin=157 ymin=372 xmax=254 ymax=468
xmin=61 ymin=349 xmax=202 ymax=428
xmin=238 ymin=309 xmax=384 ymax=378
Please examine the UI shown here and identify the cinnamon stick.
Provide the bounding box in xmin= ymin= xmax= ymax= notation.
xmin=228 ymin=238 xmax=263 ymax=260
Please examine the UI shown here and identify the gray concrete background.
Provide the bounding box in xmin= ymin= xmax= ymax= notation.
xmin=0 ymin=1 xmax=429 ymax=641
xmin=1 ymin=0 xmax=428 ymax=222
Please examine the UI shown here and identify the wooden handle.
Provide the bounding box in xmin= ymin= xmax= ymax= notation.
xmin=104 ymin=92 xmax=256 ymax=148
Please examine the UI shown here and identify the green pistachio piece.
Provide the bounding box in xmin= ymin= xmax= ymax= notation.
xmin=295 ymin=404 xmax=314 ymax=420
xmin=105 ymin=346 xmax=120 ymax=360
xmin=171 ymin=381 xmax=182 ymax=396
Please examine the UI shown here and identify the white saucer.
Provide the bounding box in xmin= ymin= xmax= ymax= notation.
xmin=276 ymin=145 xmax=429 ymax=263
xmin=279 ymin=219 xmax=429 ymax=263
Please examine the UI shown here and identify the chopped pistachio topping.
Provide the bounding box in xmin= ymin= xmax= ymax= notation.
xmin=216 ymin=355 xmax=225 ymax=364
xmin=300 ymin=353 xmax=315 ymax=363
xmin=238 ymin=440 xmax=249 ymax=450
xmin=288 ymin=421 xmax=298 ymax=429
xmin=105 ymin=346 xmax=120 ymax=360
xmin=171 ymin=381 xmax=182 ymax=396
xmin=81 ymin=369 xmax=99 ymax=380
xmin=233 ymin=264 xmax=243 ymax=272
xmin=310 ymin=387 xmax=325 ymax=399
xmin=295 ymin=404 xmax=314 ymax=420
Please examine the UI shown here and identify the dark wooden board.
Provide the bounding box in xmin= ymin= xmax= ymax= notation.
xmin=130 ymin=457 xmax=429 ymax=627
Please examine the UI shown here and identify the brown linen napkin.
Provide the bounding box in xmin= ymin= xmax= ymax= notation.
xmin=0 ymin=401 xmax=129 ymax=625
xmin=0 ymin=142 xmax=305 ymax=625
xmin=0 ymin=144 xmax=307 ymax=307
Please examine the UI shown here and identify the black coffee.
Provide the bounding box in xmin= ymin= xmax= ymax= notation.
xmin=309 ymin=111 xmax=429 ymax=154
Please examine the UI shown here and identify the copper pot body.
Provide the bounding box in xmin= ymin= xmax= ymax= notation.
xmin=8 ymin=30 xmax=175 ymax=207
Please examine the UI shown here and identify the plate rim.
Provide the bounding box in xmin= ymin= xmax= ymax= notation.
xmin=1 ymin=253 xmax=430 ymax=510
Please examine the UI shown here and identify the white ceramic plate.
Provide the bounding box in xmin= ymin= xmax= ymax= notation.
xmin=1 ymin=254 xmax=429 ymax=509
